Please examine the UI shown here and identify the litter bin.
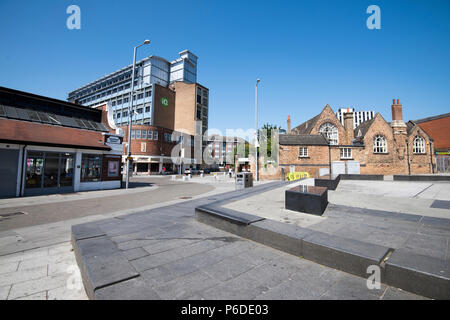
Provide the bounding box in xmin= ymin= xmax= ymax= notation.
xmin=236 ymin=172 xmax=253 ymax=190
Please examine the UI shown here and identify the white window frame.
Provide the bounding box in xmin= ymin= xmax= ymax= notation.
xmin=413 ymin=136 xmax=426 ymax=154
xmin=340 ymin=148 xmax=352 ymax=159
xmin=373 ymin=135 xmax=387 ymax=154
xmin=299 ymin=147 xmax=308 ymax=158
xmin=319 ymin=122 xmax=338 ymax=145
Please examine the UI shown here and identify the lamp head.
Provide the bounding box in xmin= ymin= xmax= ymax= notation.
xmin=143 ymin=40 xmax=150 ymax=44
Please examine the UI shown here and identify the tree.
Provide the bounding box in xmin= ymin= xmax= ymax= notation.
xmin=259 ymin=123 xmax=280 ymax=159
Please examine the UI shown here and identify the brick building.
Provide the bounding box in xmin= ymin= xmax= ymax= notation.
xmin=0 ymin=86 xmax=123 ymax=198
xmin=254 ymin=99 xmax=435 ymax=179
xmin=412 ymin=113 xmax=450 ymax=172
xmin=68 ymin=50 xmax=209 ymax=174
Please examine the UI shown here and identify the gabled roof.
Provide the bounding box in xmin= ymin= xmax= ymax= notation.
xmin=279 ymin=134 xmax=328 ymax=146
xmin=414 ymin=113 xmax=450 ymax=124
xmin=291 ymin=113 xmax=321 ymax=134
xmin=354 ymin=116 xmax=376 ymax=139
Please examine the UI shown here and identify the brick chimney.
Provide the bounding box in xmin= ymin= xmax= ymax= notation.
xmin=391 ymin=98 xmax=406 ymax=132
xmin=343 ymin=111 xmax=354 ymax=144
xmin=287 ymin=115 xmax=291 ymax=134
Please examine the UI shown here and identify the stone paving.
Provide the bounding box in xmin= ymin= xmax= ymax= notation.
xmin=72 ymin=182 xmax=427 ymax=300
xmin=0 ymin=175 xmax=245 ymax=300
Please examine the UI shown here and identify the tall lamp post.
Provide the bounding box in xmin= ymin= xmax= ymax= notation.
xmin=255 ymin=78 xmax=260 ymax=181
xmin=125 ymin=39 xmax=150 ymax=189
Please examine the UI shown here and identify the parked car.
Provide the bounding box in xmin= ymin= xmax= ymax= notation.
xmin=184 ymin=168 xmax=200 ymax=175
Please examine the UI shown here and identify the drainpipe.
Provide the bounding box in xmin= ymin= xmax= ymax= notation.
xmin=405 ymin=139 xmax=411 ymax=175
xmin=328 ymin=145 xmax=332 ymax=176
xmin=19 ymin=145 xmax=27 ymax=197
xmin=429 ymin=143 xmax=434 ymax=174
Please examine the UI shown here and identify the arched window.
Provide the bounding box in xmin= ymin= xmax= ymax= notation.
xmin=319 ymin=122 xmax=338 ymax=145
xmin=373 ymin=135 xmax=387 ymax=153
xmin=413 ymin=136 xmax=425 ymax=154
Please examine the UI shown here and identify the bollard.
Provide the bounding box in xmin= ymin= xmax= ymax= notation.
xmin=200 ymin=173 xmax=204 ymax=178
xmin=171 ymin=175 xmax=176 ymax=181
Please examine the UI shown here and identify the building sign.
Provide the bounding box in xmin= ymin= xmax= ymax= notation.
xmin=161 ymin=97 xmax=169 ymax=107
xmin=108 ymin=160 xmax=119 ymax=177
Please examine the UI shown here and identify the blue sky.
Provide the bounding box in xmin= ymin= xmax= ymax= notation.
xmin=0 ymin=0 xmax=449 ymax=133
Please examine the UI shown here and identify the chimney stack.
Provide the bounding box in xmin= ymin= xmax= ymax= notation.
xmin=287 ymin=115 xmax=291 ymax=134
xmin=343 ymin=111 xmax=354 ymax=144
xmin=391 ymin=98 xmax=407 ymax=132
xmin=391 ymin=98 xmax=403 ymax=121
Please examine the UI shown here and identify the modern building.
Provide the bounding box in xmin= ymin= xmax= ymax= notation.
xmin=0 ymin=86 xmax=123 ymax=198
xmin=336 ymin=108 xmax=375 ymax=129
xmin=68 ymin=50 xmax=209 ymax=174
xmin=254 ymin=100 xmax=435 ymax=179
xmin=206 ymin=135 xmax=247 ymax=169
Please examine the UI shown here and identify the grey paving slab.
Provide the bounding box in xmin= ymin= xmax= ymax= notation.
xmin=78 ymin=252 xmax=139 ymax=299
xmin=122 ymin=247 xmax=150 ymax=261
xmin=95 ymin=277 xmax=161 ymax=300
xmin=0 ymin=285 xmax=11 ymax=300
xmin=71 ymin=223 xmax=105 ymax=241
xmin=384 ymin=249 xmax=450 ymax=300
xmin=430 ymin=200 xmax=450 ymax=209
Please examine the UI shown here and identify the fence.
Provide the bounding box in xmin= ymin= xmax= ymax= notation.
xmin=436 ymin=155 xmax=450 ymax=173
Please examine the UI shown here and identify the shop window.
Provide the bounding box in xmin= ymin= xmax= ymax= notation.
xmin=81 ymin=154 xmax=102 ymax=182
xmin=25 ymin=152 xmax=44 ymax=188
xmin=108 ymin=160 xmax=119 ymax=177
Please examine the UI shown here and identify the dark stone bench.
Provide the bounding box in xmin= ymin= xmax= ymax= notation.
xmin=314 ymin=174 xmax=340 ymax=190
xmin=285 ymin=185 xmax=328 ymax=215
xmin=340 ymin=174 xmax=384 ymax=180
xmin=393 ymin=175 xmax=450 ymax=181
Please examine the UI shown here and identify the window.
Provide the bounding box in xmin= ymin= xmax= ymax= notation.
xmin=142 ymin=130 xmax=147 ymax=139
xmin=137 ymin=108 xmax=143 ymax=114
xmin=413 ymin=136 xmax=426 ymax=154
xmin=153 ymin=131 xmax=158 ymax=141
xmin=148 ymin=130 xmax=153 ymax=140
xmin=108 ymin=160 xmax=119 ymax=177
xmin=319 ymin=123 xmax=338 ymax=145
xmin=299 ymin=147 xmax=308 ymax=158
xmin=137 ymin=93 xmax=143 ymax=100
xmin=340 ymin=148 xmax=352 ymax=159
xmin=164 ymin=133 xmax=172 ymax=142
xmin=196 ymin=106 xmax=202 ymax=119
xmin=123 ymin=110 xmax=128 ymax=117
xmin=145 ymin=91 xmax=151 ymax=98
xmin=373 ymin=135 xmax=387 ymax=153
xmin=131 ymin=130 xmax=135 ymax=139
xmin=117 ymin=99 xmax=122 ymax=105
xmin=197 ymin=95 xmax=202 ymax=104
xmin=136 ymin=130 xmax=141 ymax=139
xmin=81 ymin=154 xmax=102 ymax=182
xmin=117 ymin=112 xmax=121 ymax=118
xmin=145 ymin=106 xmax=150 ymax=112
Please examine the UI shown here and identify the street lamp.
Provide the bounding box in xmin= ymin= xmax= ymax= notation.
xmin=255 ymin=78 xmax=260 ymax=182
xmin=125 ymin=39 xmax=150 ymax=189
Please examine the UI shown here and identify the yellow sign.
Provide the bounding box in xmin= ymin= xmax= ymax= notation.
xmin=287 ymin=172 xmax=310 ymax=181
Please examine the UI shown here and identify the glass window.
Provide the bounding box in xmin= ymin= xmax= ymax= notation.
xmin=123 ymin=110 xmax=128 ymax=117
xmin=108 ymin=160 xmax=119 ymax=177
xmin=117 ymin=112 xmax=121 ymax=118
xmin=153 ymin=131 xmax=158 ymax=141
xmin=373 ymin=135 xmax=387 ymax=153
xmin=319 ymin=123 xmax=338 ymax=145
xmin=148 ymin=130 xmax=153 ymax=140
xmin=145 ymin=91 xmax=151 ymax=98
xmin=131 ymin=130 xmax=135 ymax=139
xmin=299 ymin=147 xmax=308 ymax=157
xmin=145 ymin=106 xmax=150 ymax=112
xmin=43 ymin=153 xmax=60 ymax=188
xmin=413 ymin=136 xmax=425 ymax=154
xmin=60 ymin=154 xmax=74 ymax=187
xmin=340 ymin=148 xmax=352 ymax=159
xmin=142 ymin=130 xmax=147 ymax=139
xmin=197 ymin=95 xmax=202 ymax=104
xmin=25 ymin=152 xmax=44 ymax=188
xmin=136 ymin=130 xmax=141 ymax=139
xmin=81 ymin=154 xmax=102 ymax=182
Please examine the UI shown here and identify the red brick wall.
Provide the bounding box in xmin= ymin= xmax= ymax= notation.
xmin=121 ymin=125 xmax=176 ymax=157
